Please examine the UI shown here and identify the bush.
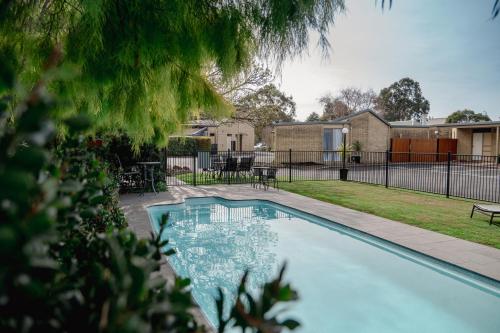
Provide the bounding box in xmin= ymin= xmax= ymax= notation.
xmin=167 ymin=136 xmax=212 ymax=155
xmin=0 ymin=53 xmax=299 ymax=333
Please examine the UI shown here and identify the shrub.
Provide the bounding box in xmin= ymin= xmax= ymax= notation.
xmin=167 ymin=136 xmax=212 ymax=155
xmin=0 ymin=52 xmax=299 ymax=333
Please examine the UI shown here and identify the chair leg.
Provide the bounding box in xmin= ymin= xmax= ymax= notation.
xmin=470 ymin=206 xmax=475 ymax=218
xmin=490 ymin=213 xmax=494 ymax=225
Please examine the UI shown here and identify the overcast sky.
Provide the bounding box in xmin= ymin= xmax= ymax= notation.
xmin=277 ymin=0 xmax=500 ymax=121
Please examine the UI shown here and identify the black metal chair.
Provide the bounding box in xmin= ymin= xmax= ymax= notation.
xmin=115 ymin=154 xmax=141 ymax=191
xmin=209 ymin=154 xmax=222 ymax=179
xmin=237 ymin=156 xmax=254 ymax=180
xmin=222 ymin=157 xmax=238 ymax=180
xmin=262 ymin=167 xmax=278 ymax=191
xmin=251 ymin=167 xmax=263 ymax=188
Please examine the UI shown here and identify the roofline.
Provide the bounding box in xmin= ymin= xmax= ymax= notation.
xmin=273 ymin=120 xmax=345 ymax=126
xmin=273 ymin=109 xmax=390 ymax=127
xmin=392 ymin=121 xmax=500 ymax=128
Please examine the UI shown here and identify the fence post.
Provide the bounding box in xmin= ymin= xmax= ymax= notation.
xmin=192 ymin=151 xmax=197 ymax=186
xmin=289 ymin=149 xmax=292 ymax=182
xmin=164 ymin=148 xmax=167 ymax=175
xmin=385 ymin=150 xmax=389 ymax=188
xmin=446 ymin=151 xmax=451 ymax=198
xmin=227 ymin=149 xmax=231 ymax=185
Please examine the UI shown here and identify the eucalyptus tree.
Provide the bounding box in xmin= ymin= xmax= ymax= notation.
xmin=0 ymin=0 xmax=346 ymax=148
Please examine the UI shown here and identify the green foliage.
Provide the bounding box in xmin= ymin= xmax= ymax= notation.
xmin=216 ymin=264 xmax=300 ymax=333
xmin=446 ymin=109 xmax=491 ymax=123
xmin=0 ymin=0 xmax=345 ymax=148
xmin=168 ymin=136 xmax=212 ymax=154
xmin=236 ymin=84 xmax=296 ymax=141
xmin=378 ymin=77 xmax=430 ymax=122
xmin=306 ymin=112 xmax=321 ymax=122
xmin=352 ymin=140 xmax=362 ymax=152
xmin=0 ymin=51 xmax=299 ymax=333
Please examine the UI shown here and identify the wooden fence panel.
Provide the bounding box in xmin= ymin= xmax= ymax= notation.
xmin=409 ymin=139 xmax=437 ymax=162
xmin=391 ymin=138 xmax=410 ymax=162
xmin=437 ymin=138 xmax=458 ymax=161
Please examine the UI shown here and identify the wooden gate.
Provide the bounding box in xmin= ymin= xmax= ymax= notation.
xmin=410 ymin=139 xmax=437 ymax=162
xmin=437 ymin=138 xmax=458 ymax=161
xmin=390 ymin=138 xmax=458 ymax=162
xmin=391 ymin=138 xmax=410 ymax=162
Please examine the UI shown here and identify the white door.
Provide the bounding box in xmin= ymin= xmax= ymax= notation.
xmin=472 ymin=132 xmax=483 ymax=160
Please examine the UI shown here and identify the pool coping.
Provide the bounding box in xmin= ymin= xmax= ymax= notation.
xmin=120 ymin=184 xmax=500 ymax=328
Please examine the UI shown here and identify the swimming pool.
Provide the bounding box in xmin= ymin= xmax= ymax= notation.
xmin=148 ymin=197 xmax=500 ymax=333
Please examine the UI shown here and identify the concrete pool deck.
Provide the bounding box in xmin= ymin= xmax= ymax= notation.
xmin=120 ymin=184 xmax=500 ymax=281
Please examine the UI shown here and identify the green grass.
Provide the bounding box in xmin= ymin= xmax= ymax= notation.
xmin=278 ymin=181 xmax=500 ymax=249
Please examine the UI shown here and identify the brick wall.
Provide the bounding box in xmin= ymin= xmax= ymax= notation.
xmin=208 ymin=121 xmax=255 ymax=151
xmin=273 ymin=124 xmax=325 ymax=151
xmin=367 ymin=114 xmax=390 ymax=151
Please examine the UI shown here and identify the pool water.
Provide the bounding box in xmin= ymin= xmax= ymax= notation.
xmin=148 ymin=197 xmax=500 ymax=333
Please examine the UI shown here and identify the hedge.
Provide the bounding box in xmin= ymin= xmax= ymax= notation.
xmin=167 ymin=136 xmax=212 ymax=154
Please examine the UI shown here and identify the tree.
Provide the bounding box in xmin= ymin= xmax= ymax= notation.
xmin=446 ymin=109 xmax=491 ymax=123
xmin=236 ymin=84 xmax=296 ymax=141
xmin=319 ymin=88 xmax=377 ymax=120
xmin=319 ymin=96 xmax=350 ymax=120
xmin=0 ymin=0 xmax=345 ymax=148
xmin=337 ymin=87 xmax=378 ymax=112
xmin=207 ymin=62 xmax=273 ymax=103
xmin=378 ymin=78 xmax=430 ymax=121
xmin=306 ymin=112 xmax=321 ymax=122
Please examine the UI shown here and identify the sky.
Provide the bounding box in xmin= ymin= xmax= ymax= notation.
xmin=277 ymin=0 xmax=500 ymax=121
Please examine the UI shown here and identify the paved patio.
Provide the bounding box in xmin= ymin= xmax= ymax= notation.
xmin=121 ymin=184 xmax=500 ymax=281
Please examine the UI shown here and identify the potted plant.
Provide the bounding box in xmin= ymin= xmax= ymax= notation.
xmin=351 ymin=140 xmax=362 ymax=163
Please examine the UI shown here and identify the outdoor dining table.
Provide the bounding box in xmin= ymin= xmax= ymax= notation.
xmin=252 ymin=165 xmax=276 ymax=189
xmin=137 ymin=161 xmax=161 ymax=194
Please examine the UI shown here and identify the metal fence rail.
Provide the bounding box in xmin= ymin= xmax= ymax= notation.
xmin=164 ymin=150 xmax=500 ymax=203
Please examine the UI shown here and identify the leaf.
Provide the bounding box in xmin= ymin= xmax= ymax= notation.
xmin=281 ymin=319 xmax=300 ymax=330
xmin=59 ymin=179 xmax=83 ymax=193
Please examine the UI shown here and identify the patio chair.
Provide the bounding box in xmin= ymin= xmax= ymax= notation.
xmin=470 ymin=204 xmax=500 ymax=225
xmin=115 ymin=154 xmax=141 ymax=191
xmin=262 ymin=167 xmax=278 ymax=191
xmin=222 ymin=157 xmax=238 ymax=180
xmin=237 ymin=156 xmax=254 ymax=180
xmin=209 ymin=154 xmax=222 ymax=179
xmin=251 ymin=167 xmax=263 ymax=188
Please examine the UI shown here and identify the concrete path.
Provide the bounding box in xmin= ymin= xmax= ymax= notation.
xmin=121 ymin=184 xmax=500 ymax=282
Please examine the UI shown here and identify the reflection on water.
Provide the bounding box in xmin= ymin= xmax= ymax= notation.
xmin=149 ymin=198 xmax=292 ymax=324
xmin=149 ymin=198 xmax=500 ymax=333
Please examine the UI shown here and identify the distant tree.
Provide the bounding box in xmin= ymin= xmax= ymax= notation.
xmin=319 ymin=88 xmax=377 ymax=120
xmin=446 ymin=109 xmax=491 ymax=123
xmin=306 ymin=112 xmax=321 ymax=122
xmin=378 ymin=78 xmax=430 ymax=121
xmin=207 ymin=62 xmax=273 ymax=103
xmin=337 ymin=87 xmax=377 ymax=112
xmin=236 ymin=84 xmax=296 ymax=141
xmin=319 ymin=96 xmax=349 ymax=120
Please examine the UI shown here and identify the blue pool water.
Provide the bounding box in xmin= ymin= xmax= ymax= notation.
xmin=148 ymin=197 xmax=500 ymax=333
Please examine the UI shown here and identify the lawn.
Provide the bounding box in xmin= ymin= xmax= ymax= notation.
xmin=278 ymin=180 xmax=500 ymax=249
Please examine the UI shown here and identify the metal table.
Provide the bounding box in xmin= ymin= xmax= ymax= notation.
xmin=252 ymin=166 xmax=276 ymax=189
xmin=137 ymin=161 xmax=161 ymax=194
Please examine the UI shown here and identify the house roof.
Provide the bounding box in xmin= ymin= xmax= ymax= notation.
xmin=390 ymin=118 xmax=447 ymax=126
xmin=185 ymin=117 xmax=253 ymax=128
xmin=273 ymin=109 xmax=390 ymax=127
xmin=391 ymin=120 xmax=500 ymax=128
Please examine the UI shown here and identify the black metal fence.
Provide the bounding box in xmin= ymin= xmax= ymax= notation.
xmin=164 ymin=150 xmax=500 ymax=203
